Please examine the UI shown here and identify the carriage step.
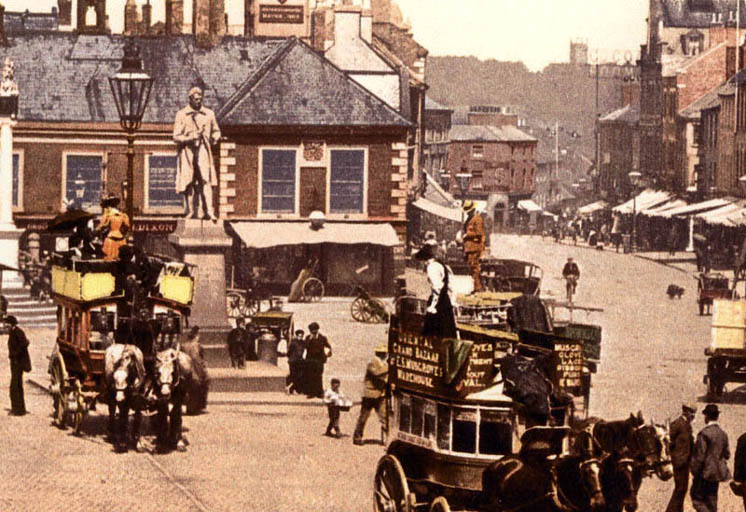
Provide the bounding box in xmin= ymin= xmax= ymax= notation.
xmin=208 ymin=363 xmax=286 ymax=392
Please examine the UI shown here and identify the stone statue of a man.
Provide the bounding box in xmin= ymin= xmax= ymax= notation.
xmin=173 ymin=87 xmax=221 ymax=222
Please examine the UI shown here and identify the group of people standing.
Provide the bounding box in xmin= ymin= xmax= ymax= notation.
xmin=285 ymin=322 xmax=332 ymax=398
xmin=667 ymin=402 xmax=746 ymax=512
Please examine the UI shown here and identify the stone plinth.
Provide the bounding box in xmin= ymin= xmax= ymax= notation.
xmin=168 ymin=219 xmax=232 ymax=332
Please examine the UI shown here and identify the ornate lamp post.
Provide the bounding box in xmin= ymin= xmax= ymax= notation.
xmin=108 ymin=38 xmax=153 ymax=225
xmin=455 ymin=172 xmax=472 ymax=198
xmin=628 ymin=170 xmax=642 ymax=251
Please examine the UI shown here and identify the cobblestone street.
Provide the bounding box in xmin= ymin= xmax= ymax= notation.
xmin=1 ymin=234 xmax=745 ymax=510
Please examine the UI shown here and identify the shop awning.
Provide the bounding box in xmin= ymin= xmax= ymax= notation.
xmin=517 ymin=199 xmax=543 ymax=213
xmin=651 ymin=198 xmax=732 ymax=218
xmin=641 ymin=198 xmax=687 ymax=215
xmin=696 ymin=203 xmax=745 ymax=226
xmin=228 ymin=221 xmax=402 ymax=249
xmin=412 ymin=197 xmax=463 ymax=222
xmin=612 ymin=190 xmax=673 ymax=214
xmin=578 ymin=200 xmax=608 ymax=216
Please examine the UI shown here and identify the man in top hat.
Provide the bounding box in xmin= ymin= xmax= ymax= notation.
xmin=353 ymin=344 xmax=389 ymax=446
xmin=304 ymin=322 xmax=332 ymax=398
xmin=461 ymin=200 xmax=485 ymax=293
xmin=666 ymin=403 xmax=697 ymax=512
xmin=416 ymin=239 xmax=457 ymax=339
xmin=691 ymin=403 xmax=730 ymax=512
xmin=173 ymin=86 xmax=221 ymax=222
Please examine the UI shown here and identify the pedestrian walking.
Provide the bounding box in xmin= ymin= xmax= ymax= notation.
xmin=731 ymin=431 xmax=746 ymax=509
xmin=286 ymin=329 xmax=306 ymax=395
xmin=323 ymin=378 xmax=350 ymax=438
xmin=227 ymin=318 xmax=248 ymax=368
xmin=691 ymin=403 xmax=730 ymax=512
xmin=461 ymin=200 xmax=485 ymax=293
xmin=7 ymin=316 xmax=30 ymax=416
xmin=353 ymin=344 xmax=389 ymax=446
xmin=245 ymin=322 xmax=258 ymax=361
xmin=305 ymin=322 xmax=332 ymax=398
xmin=415 ymin=240 xmax=457 ymax=339
xmin=666 ymin=403 xmax=696 ymax=512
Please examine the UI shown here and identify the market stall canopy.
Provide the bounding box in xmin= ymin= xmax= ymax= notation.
xmin=651 ymin=197 xmax=732 ymax=218
xmin=517 ymin=199 xmax=543 ymax=213
xmin=641 ymin=198 xmax=687 ymax=215
xmin=412 ymin=197 xmax=463 ymax=223
xmin=578 ymin=200 xmax=608 ymax=216
xmin=228 ymin=221 xmax=402 ymax=249
xmin=612 ymin=190 xmax=672 ymax=214
xmin=696 ymin=203 xmax=746 ymax=226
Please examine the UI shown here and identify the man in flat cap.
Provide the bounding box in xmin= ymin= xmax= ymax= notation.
xmin=461 ymin=200 xmax=485 ymax=293
xmin=691 ymin=404 xmax=730 ymax=512
xmin=666 ymin=403 xmax=696 ymax=512
xmin=353 ymin=344 xmax=388 ymax=446
xmin=173 ymin=86 xmax=221 ymax=222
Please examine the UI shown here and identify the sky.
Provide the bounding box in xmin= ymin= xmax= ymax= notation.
xmin=10 ymin=0 xmax=650 ymax=71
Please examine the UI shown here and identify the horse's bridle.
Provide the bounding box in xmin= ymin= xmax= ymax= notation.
xmin=628 ymin=424 xmax=671 ymax=476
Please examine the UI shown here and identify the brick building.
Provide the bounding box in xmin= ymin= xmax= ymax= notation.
xmin=423 ymin=97 xmax=452 ymax=180
xmin=4 ymin=29 xmax=410 ymax=294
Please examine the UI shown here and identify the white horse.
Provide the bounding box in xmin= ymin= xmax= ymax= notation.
xmin=104 ymin=343 xmax=145 ymax=453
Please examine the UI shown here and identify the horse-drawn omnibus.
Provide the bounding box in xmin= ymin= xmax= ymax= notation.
xmin=375 ymin=296 xmax=594 ymax=512
xmin=47 ymin=254 xmax=198 ymax=435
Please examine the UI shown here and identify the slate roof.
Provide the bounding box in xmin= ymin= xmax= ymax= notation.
xmin=680 ymin=84 xmax=722 ymax=118
xmin=449 ymin=124 xmax=536 ymax=143
xmin=661 ymin=0 xmax=746 ymax=27
xmin=218 ymin=38 xmax=410 ymax=127
xmin=5 ymin=10 xmax=59 ymax=33
xmin=1 ymin=33 xmax=409 ymax=128
xmin=425 ymin=96 xmax=451 ymax=112
xmin=599 ymin=103 xmax=640 ymax=123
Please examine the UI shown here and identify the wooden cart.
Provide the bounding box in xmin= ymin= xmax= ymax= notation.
xmin=704 ymin=299 xmax=746 ymax=401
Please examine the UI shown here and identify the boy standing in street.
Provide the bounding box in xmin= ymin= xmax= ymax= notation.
xmin=323 ymin=378 xmax=349 ymax=438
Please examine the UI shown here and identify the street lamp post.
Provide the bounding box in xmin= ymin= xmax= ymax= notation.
xmin=455 ymin=172 xmax=472 ymax=199
xmin=108 ymin=38 xmax=153 ymax=229
xmin=628 ymin=170 xmax=642 ymax=252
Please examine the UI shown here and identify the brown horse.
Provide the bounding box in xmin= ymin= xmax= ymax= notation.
xmin=104 ymin=344 xmax=145 ymax=453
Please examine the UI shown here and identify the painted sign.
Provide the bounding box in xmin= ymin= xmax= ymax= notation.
xmin=389 ymin=328 xmax=497 ymax=396
xmin=259 ymin=5 xmax=304 ymax=24
xmin=552 ymin=341 xmax=585 ymax=393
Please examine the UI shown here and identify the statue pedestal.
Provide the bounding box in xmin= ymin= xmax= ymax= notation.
xmin=169 ymin=219 xmax=232 ymax=337
xmin=0 ymin=223 xmax=24 ymax=290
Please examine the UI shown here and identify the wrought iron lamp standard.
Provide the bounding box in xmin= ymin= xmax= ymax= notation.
xmin=628 ymin=170 xmax=642 ymax=252
xmin=108 ymin=38 xmax=153 ymax=226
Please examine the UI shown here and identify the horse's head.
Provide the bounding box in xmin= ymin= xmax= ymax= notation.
xmin=113 ymin=348 xmax=138 ymax=403
xmin=155 ymin=348 xmax=181 ymax=399
xmin=578 ymin=457 xmax=606 ymax=511
xmin=629 ymin=421 xmax=673 ymax=481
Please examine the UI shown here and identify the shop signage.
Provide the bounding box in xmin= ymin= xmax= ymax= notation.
xmin=132 ymin=220 xmax=178 ymax=234
xmin=390 ymin=329 xmax=496 ymax=396
xmin=259 ymin=5 xmax=304 ymax=24
xmin=552 ymin=340 xmax=584 ymax=393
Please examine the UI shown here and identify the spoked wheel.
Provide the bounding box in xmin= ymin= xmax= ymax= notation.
xmin=429 ymin=497 xmax=451 ymax=512
xmin=226 ymin=292 xmax=249 ymax=320
xmin=71 ymin=379 xmax=86 ymax=436
xmin=302 ymin=278 xmax=324 ymax=302
xmin=351 ymin=297 xmax=372 ymax=322
xmin=49 ymin=359 xmax=67 ymax=428
xmin=245 ymin=298 xmax=261 ymax=316
xmin=374 ymin=454 xmax=414 ymax=512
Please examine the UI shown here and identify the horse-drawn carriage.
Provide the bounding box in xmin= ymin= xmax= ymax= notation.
xmin=375 ymin=296 xmax=671 ymax=511
xmin=445 ymin=257 xmax=542 ymax=296
xmin=704 ymin=299 xmax=746 ymax=401
xmin=47 ymin=253 xmax=207 ymax=451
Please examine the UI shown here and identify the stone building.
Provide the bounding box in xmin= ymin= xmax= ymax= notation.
xmin=422 ymin=97 xmax=452 ymax=180
xmin=598 ymin=103 xmax=640 ymax=203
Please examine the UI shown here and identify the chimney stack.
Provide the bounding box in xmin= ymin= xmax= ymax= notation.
xmin=124 ymin=0 xmax=138 ymax=35
xmin=209 ymin=0 xmax=226 ymax=43
xmin=193 ymin=0 xmax=210 ymax=47
xmin=57 ymin=0 xmax=72 ymax=26
xmin=166 ymin=0 xmax=184 ymax=35
xmin=142 ymin=0 xmax=152 ymax=35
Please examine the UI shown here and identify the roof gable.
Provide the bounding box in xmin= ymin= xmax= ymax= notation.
xmin=218 ymin=38 xmax=410 ymax=127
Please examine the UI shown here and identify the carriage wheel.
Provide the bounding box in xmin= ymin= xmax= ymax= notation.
xmin=429 ymin=497 xmax=451 ymax=512
xmin=50 ymin=359 xmax=67 ymax=428
xmin=245 ymin=298 xmax=261 ymax=316
xmin=302 ymin=278 xmax=324 ymax=302
xmin=226 ymin=292 xmax=246 ymax=319
xmin=351 ymin=297 xmax=372 ymax=322
xmin=373 ymin=454 xmax=414 ymax=512
xmin=71 ymin=379 xmax=86 ymax=436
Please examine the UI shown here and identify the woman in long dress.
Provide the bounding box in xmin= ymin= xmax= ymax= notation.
xmin=100 ymin=195 xmax=130 ymax=261
xmin=415 ymin=240 xmax=457 ymax=339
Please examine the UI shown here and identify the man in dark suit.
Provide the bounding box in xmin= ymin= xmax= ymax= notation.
xmin=7 ymin=316 xmax=29 ymax=416
xmin=666 ymin=403 xmax=696 ymax=512
xmin=304 ymin=322 xmax=331 ymax=398
xmin=732 ymin=431 xmax=746 ymax=509
xmin=691 ymin=404 xmax=731 ymax=512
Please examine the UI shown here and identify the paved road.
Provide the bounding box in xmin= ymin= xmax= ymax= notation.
xmin=1 ymin=234 xmax=744 ymax=510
